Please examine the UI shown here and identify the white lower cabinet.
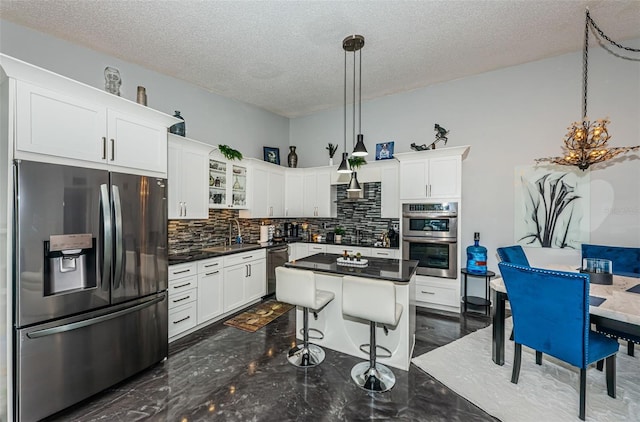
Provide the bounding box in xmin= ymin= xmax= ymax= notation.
xmin=168 ymin=263 xmax=198 ymax=338
xmin=223 ymin=250 xmax=266 ymax=313
xmin=197 ymin=258 xmax=223 ymax=324
xmin=168 ymin=249 xmax=267 ymax=341
xmin=415 ymin=275 xmax=460 ymax=312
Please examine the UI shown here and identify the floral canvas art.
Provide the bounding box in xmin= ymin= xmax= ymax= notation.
xmin=514 ymin=166 xmax=590 ymax=249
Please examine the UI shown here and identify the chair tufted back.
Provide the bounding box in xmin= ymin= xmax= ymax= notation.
xmin=582 ymin=244 xmax=640 ymax=277
xmin=497 ymin=245 xmax=530 ymax=266
xmin=498 ymin=262 xmax=590 ymax=369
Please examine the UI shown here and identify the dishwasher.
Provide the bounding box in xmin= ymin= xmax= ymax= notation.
xmin=266 ymin=244 xmax=289 ymax=297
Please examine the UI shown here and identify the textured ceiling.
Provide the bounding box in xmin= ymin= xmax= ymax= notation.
xmin=1 ymin=1 xmax=639 ymax=118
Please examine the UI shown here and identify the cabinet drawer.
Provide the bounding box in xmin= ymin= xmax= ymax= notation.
xmin=169 ymin=275 xmax=197 ymax=293
xmin=169 ymin=263 xmax=196 ymax=281
xmin=326 ymin=245 xmax=370 ymax=256
xmin=224 ymin=249 xmax=265 ymax=267
xmin=415 ymin=283 xmax=458 ymax=307
xmin=169 ymin=288 xmax=197 ymax=310
xmin=307 ymin=244 xmax=326 ymax=254
xmin=370 ymin=249 xmax=399 ymax=259
xmin=197 ymin=257 xmax=223 ymax=274
xmin=168 ymin=302 xmax=197 ymax=338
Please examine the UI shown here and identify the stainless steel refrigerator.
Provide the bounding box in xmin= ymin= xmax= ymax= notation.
xmin=13 ymin=160 xmax=168 ymax=422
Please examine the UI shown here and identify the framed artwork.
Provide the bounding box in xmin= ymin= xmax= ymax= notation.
xmin=263 ymin=147 xmax=280 ymax=165
xmin=375 ymin=141 xmax=394 ymax=160
xmin=514 ymin=165 xmax=590 ymax=249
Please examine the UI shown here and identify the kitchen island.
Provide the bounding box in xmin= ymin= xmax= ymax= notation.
xmin=284 ymin=253 xmax=418 ymax=370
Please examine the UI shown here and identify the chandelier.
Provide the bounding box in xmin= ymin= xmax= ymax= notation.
xmin=536 ymin=9 xmax=640 ymax=171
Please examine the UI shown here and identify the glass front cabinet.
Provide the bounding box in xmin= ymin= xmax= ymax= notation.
xmin=209 ymin=152 xmax=247 ymax=209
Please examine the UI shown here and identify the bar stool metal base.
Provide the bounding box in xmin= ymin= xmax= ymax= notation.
xmin=350 ymin=361 xmax=396 ymax=393
xmin=287 ymin=344 xmax=326 ymax=368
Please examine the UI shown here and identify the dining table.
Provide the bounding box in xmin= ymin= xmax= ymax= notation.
xmin=491 ymin=264 xmax=640 ymax=365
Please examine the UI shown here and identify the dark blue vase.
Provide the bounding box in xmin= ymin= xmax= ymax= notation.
xmin=170 ymin=110 xmax=185 ymax=136
xmin=466 ymin=232 xmax=487 ymax=274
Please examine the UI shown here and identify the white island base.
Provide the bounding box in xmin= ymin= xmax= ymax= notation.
xmin=294 ymin=272 xmax=416 ymax=371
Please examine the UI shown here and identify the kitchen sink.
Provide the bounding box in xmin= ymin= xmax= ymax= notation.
xmin=201 ymin=244 xmax=260 ymax=253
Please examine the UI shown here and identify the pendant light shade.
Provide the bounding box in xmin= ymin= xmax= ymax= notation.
xmin=337 ymin=152 xmax=351 ymax=173
xmin=347 ymin=171 xmax=362 ymax=192
xmin=352 ymin=134 xmax=367 ymax=157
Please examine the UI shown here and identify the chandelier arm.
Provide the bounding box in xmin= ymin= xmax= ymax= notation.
xmin=587 ymin=11 xmax=640 ymax=53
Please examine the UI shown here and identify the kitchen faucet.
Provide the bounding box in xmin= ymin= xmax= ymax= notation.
xmin=229 ymin=218 xmax=242 ymax=244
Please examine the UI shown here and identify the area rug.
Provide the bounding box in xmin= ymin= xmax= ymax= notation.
xmin=412 ymin=318 xmax=640 ymax=421
xmin=224 ymin=300 xmax=294 ymax=333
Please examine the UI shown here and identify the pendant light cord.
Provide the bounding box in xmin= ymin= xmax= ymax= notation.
xmin=344 ymin=49 xmax=347 ymax=155
xmin=352 ymin=46 xmax=356 ymax=148
xmin=358 ymin=47 xmax=362 ymax=134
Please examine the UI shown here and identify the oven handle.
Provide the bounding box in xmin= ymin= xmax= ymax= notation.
xmin=402 ymin=213 xmax=457 ymax=218
xmin=403 ymin=236 xmax=457 ymax=243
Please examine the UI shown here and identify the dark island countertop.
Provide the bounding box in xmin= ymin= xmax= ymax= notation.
xmin=284 ymin=253 xmax=418 ymax=283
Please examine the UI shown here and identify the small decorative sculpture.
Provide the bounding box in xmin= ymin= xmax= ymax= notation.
xmin=410 ymin=142 xmax=430 ymax=151
xmin=432 ymin=124 xmax=449 ymax=149
xmin=104 ymin=66 xmax=121 ymax=96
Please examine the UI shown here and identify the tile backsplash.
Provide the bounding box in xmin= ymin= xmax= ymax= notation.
xmin=168 ymin=182 xmax=398 ymax=253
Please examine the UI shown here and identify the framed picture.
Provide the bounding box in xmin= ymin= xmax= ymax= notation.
xmin=375 ymin=141 xmax=394 ymax=160
xmin=263 ymin=147 xmax=280 ymax=165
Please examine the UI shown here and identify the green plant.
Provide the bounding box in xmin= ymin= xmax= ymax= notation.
xmin=218 ymin=144 xmax=243 ymax=161
xmin=334 ymin=226 xmax=346 ymax=235
xmin=326 ymin=143 xmax=338 ymax=158
xmin=348 ymin=156 xmax=367 ymax=170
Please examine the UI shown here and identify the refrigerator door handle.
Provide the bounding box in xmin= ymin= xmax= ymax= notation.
xmin=100 ymin=184 xmax=112 ymax=291
xmin=112 ymin=185 xmax=124 ymax=289
xmin=26 ymin=295 xmax=166 ymax=339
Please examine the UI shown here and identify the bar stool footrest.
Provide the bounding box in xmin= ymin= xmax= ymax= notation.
xmin=300 ymin=327 xmax=325 ymax=340
xmin=358 ymin=343 xmax=392 ymax=358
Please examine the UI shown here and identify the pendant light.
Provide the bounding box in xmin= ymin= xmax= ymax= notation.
xmin=337 ymin=39 xmax=352 ymax=174
xmin=344 ymin=35 xmax=368 ymax=157
xmin=347 ymin=171 xmax=362 ymax=192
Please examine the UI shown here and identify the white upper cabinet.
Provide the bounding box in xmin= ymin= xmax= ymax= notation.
xmin=285 ymin=169 xmax=304 ymax=217
xmin=208 ymin=150 xmax=248 ymax=209
xmin=396 ymin=146 xmax=469 ymax=200
xmin=303 ymin=167 xmax=334 ymax=218
xmin=168 ymin=135 xmax=211 ymax=219
xmin=381 ymin=162 xmax=400 ymax=218
xmin=239 ymin=159 xmax=285 ymax=218
xmin=12 ymin=78 xmax=176 ymax=177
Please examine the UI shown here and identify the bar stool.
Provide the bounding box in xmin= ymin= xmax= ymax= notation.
xmin=276 ymin=267 xmax=334 ymax=367
xmin=342 ymin=276 xmax=403 ymax=392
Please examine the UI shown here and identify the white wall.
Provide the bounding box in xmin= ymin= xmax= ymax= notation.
xmin=0 ymin=20 xmax=290 ymax=158
xmin=291 ymin=40 xmax=640 ymax=271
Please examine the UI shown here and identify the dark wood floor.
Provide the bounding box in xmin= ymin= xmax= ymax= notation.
xmin=47 ymin=302 xmax=499 ymax=421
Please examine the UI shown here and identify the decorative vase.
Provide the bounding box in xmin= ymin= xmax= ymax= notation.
xmin=335 ymin=234 xmax=342 ymax=244
xmin=170 ymin=111 xmax=186 ymax=137
xmin=329 ymin=157 xmax=334 ymax=166
xmin=287 ymin=146 xmax=298 ymax=168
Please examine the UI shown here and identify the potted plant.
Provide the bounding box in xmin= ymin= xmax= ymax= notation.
xmin=348 ymin=156 xmax=366 ymax=171
xmin=334 ymin=226 xmax=345 ymax=244
xmin=326 ymin=143 xmax=338 ymax=165
xmin=218 ymin=144 xmax=243 ymax=161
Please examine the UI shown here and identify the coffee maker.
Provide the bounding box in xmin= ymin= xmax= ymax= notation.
xmin=283 ymin=222 xmax=300 ymax=239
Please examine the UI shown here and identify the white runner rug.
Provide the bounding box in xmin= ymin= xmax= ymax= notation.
xmin=412 ymin=319 xmax=640 ymax=421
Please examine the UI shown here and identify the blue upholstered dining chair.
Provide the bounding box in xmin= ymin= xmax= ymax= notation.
xmin=582 ymin=243 xmax=640 ymax=357
xmin=498 ymin=262 xmax=619 ymax=421
xmin=496 ymin=245 xmax=530 ymax=266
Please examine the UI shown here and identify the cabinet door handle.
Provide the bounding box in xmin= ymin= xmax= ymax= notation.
xmin=172 ymin=269 xmax=191 ymax=275
xmin=183 ymin=202 xmax=187 ymax=216
xmin=242 ymin=255 xmax=253 ymax=260
xmin=173 ymin=296 xmax=190 ymax=303
xmin=174 ymin=282 xmax=191 ymax=289
xmin=205 ymin=270 xmax=220 ymax=276
xmin=421 ymin=290 xmax=435 ymax=295
xmin=110 ymin=138 xmax=115 ymax=161
xmin=173 ymin=316 xmax=190 ymax=324
xmin=377 ymin=252 xmax=389 ymax=256
xmin=102 ymin=137 xmax=107 ymax=159
xmin=204 ymin=263 xmax=219 ymax=268
xmin=248 ymin=264 xmax=251 ymax=277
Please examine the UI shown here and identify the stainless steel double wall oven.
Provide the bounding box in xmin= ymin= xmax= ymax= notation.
xmin=402 ymin=202 xmax=458 ymax=278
